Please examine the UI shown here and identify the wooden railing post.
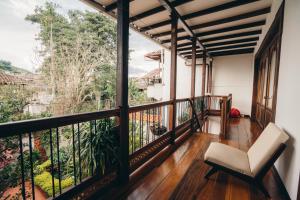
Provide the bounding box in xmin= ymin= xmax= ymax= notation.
xmin=169 ymin=10 xmax=178 ymax=143
xmin=202 ymin=51 xmax=207 ymax=96
xmin=116 ymin=0 xmax=129 ymax=183
xmin=220 ymin=96 xmax=228 ymax=139
xmin=208 ymin=58 xmax=213 ymax=94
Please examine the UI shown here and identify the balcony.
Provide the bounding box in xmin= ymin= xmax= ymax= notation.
xmin=0 ymin=94 xmax=233 ymax=199
xmin=1 ymin=0 xmax=297 ymax=199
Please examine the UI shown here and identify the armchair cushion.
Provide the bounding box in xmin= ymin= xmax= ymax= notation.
xmin=204 ymin=142 xmax=252 ymax=176
xmin=247 ymin=123 xmax=289 ymax=176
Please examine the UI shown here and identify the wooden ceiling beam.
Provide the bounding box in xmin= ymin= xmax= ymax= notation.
xmin=180 ymin=42 xmax=257 ymax=56
xmin=160 ymin=20 xmax=265 ymax=44
xmin=184 ymin=48 xmax=255 ymax=59
xmin=177 ymin=37 xmax=259 ymax=51
xmin=177 ymin=41 xmax=193 ymax=48
xmin=166 ymin=30 xmax=261 ymax=45
xmin=130 ymin=0 xmax=192 ymax=22
xmin=201 ymin=30 xmax=261 ymax=43
xmin=140 ymin=0 xmax=259 ymax=32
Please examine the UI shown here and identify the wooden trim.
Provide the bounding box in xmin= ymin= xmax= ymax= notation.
xmin=116 ymin=0 xmax=130 ymax=183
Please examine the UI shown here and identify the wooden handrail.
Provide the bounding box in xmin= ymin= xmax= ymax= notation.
xmin=129 ymin=100 xmax=172 ymax=112
xmin=175 ymin=98 xmax=190 ymax=103
xmin=0 ymin=108 xmax=120 ymax=138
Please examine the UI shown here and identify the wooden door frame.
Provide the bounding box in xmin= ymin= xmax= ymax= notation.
xmin=251 ymin=2 xmax=285 ymax=125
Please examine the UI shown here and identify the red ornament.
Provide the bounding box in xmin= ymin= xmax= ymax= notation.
xmin=230 ymin=108 xmax=240 ymax=118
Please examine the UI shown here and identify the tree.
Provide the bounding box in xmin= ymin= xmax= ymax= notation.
xmin=26 ymin=3 xmax=117 ymax=115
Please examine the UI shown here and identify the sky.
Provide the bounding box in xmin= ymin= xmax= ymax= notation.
xmin=0 ymin=0 xmax=163 ymax=76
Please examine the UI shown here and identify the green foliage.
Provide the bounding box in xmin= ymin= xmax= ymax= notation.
xmin=18 ymin=150 xmax=41 ymax=179
xmin=129 ymin=120 xmax=142 ymax=153
xmin=0 ymin=59 xmax=29 ymax=73
xmin=72 ymin=119 xmax=119 ymax=178
xmin=178 ymin=112 xmax=190 ymax=124
xmin=0 ymin=86 xmax=32 ymax=123
xmin=0 ymin=149 xmax=40 ymax=194
xmin=0 ymin=162 xmax=19 ymax=193
xmin=25 ymin=2 xmax=118 ymax=114
xmin=0 ymin=60 xmax=12 ymax=71
xmin=34 ymin=160 xmax=74 ymax=197
xmin=34 ymin=171 xmax=73 ymax=197
xmin=129 ymin=79 xmax=149 ymax=106
xmin=35 ymin=160 xmax=51 ymax=174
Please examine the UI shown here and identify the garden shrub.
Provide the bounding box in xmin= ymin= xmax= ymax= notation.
xmin=34 ymin=160 xmax=51 ymax=174
xmin=34 ymin=171 xmax=73 ymax=197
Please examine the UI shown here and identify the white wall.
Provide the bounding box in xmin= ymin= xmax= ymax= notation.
xmin=161 ymin=50 xmax=193 ymax=100
xmin=272 ymin=1 xmax=300 ymax=199
xmin=212 ymin=54 xmax=254 ymax=115
xmin=147 ymin=84 xmax=163 ymax=101
xmin=176 ymin=57 xmax=191 ymax=99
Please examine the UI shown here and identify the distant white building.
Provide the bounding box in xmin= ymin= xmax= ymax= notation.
xmin=138 ymin=49 xmax=196 ymax=102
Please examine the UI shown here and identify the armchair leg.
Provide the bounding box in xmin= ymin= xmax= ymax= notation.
xmin=205 ymin=167 xmax=218 ymax=179
xmin=256 ymin=181 xmax=270 ymax=198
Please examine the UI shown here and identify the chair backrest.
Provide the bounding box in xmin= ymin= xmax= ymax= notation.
xmin=247 ymin=123 xmax=289 ymax=176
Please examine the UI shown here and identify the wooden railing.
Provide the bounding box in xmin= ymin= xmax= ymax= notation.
xmin=205 ymin=94 xmax=232 ymax=137
xmin=0 ymin=109 xmax=120 ymax=200
xmin=0 ymin=98 xmax=204 ymax=199
xmin=0 ymin=95 xmax=231 ymax=199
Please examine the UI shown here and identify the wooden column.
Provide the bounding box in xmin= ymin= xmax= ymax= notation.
xmin=170 ymin=11 xmax=178 ymax=143
xmin=191 ymin=38 xmax=196 ymax=99
xmin=190 ymin=38 xmax=196 ymax=132
xmin=207 ymin=58 xmax=213 ymax=94
xmin=202 ymin=51 xmax=207 ymax=96
xmin=116 ymin=0 xmax=129 ymax=183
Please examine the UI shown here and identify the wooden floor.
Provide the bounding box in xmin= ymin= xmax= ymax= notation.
xmin=120 ymin=118 xmax=289 ymax=200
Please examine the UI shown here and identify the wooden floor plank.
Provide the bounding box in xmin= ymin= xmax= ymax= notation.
xmin=147 ymin=135 xmax=213 ymax=200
